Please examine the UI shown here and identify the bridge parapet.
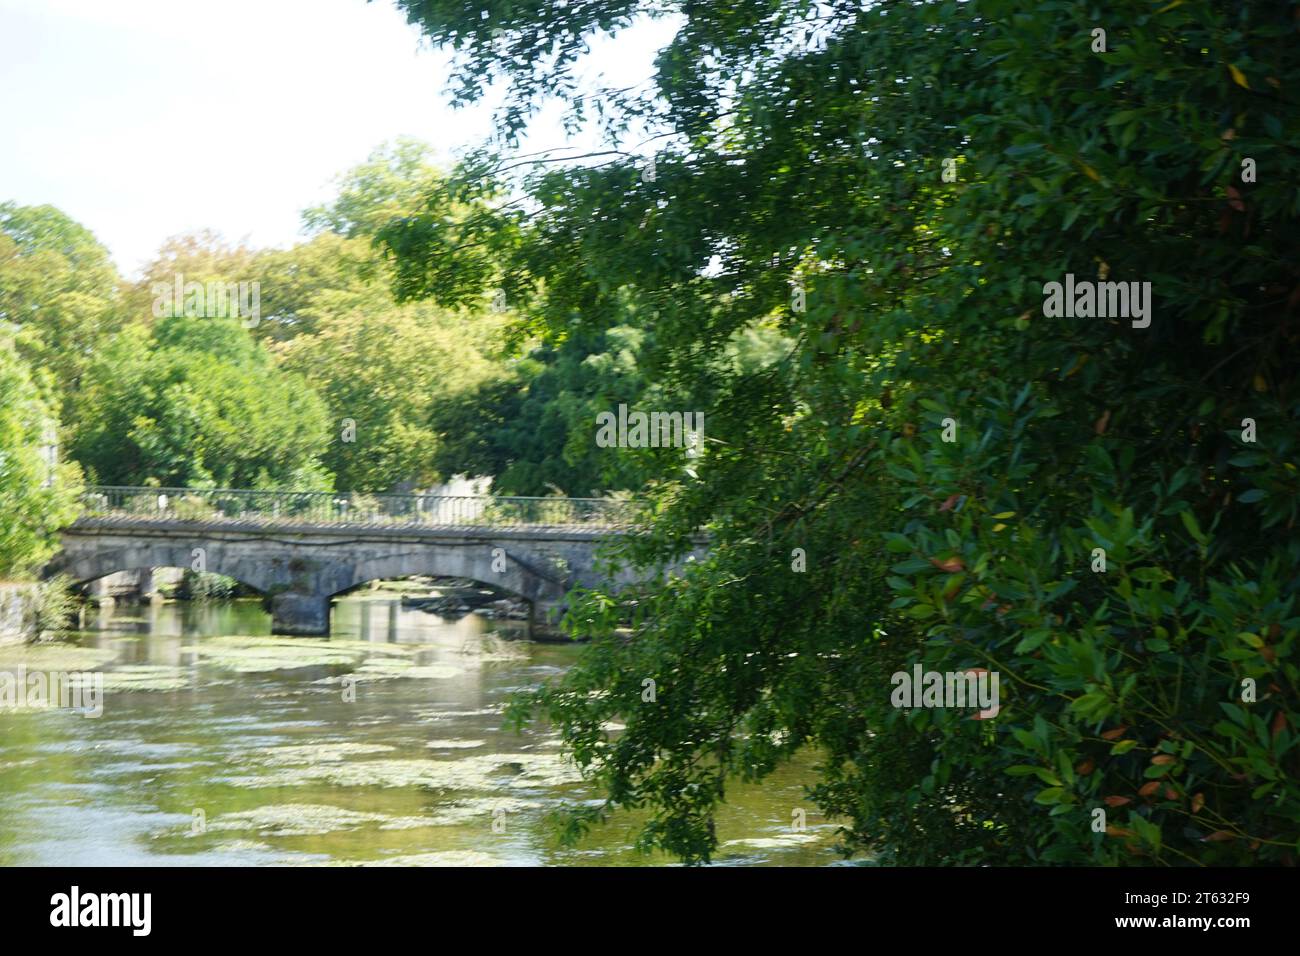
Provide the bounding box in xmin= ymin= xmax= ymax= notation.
xmin=77 ymin=486 xmax=642 ymax=531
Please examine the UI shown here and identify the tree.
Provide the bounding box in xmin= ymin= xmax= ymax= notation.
xmin=0 ymin=331 xmax=81 ymax=578
xmin=0 ymin=203 xmax=122 ymax=409
xmin=431 ymin=314 xmax=787 ymax=496
xmin=118 ymin=231 xmax=258 ymax=328
xmin=276 ymin=300 xmax=505 ymax=491
xmin=251 ymin=233 xmax=383 ymax=343
xmin=304 ymin=138 xmax=451 ymax=239
xmin=263 ymin=140 xmax=511 ymax=491
xmin=70 ymin=316 xmax=332 ymax=489
xmin=433 ymin=325 xmax=653 ymax=496
xmin=381 ymin=0 xmax=1300 ymax=865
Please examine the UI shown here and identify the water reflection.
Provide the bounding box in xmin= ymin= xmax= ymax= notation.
xmin=0 ymin=596 xmax=840 ymax=866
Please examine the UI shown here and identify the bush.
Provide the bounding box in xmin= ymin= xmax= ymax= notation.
xmin=177 ymin=571 xmax=239 ymax=602
xmin=33 ymin=575 xmax=80 ymax=638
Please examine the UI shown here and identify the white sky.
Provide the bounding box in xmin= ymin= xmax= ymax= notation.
xmin=0 ymin=0 xmax=677 ymax=277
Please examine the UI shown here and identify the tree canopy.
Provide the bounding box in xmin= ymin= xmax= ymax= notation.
xmin=0 ymin=202 xmax=122 ymax=411
xmin=0 ymin=331 xmax=80 ymax=578
xmin=70 ymin=316 xmax=333 ymax=490
xmin=378 ymin=0 xmax=1300 ymax=864
xmin=9 ymin=141 xmax=524 ymax=498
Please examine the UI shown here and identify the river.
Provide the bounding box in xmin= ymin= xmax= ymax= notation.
xmin=0 ymin=594 xmax=844 ymax=866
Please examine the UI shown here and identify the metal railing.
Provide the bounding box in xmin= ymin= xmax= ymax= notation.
xmin=76 ymin=486 xmax=641 ymax=530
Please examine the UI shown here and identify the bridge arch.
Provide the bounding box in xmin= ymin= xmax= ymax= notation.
xmin=49 ymin=540 xmax=275 ymax=596
xmin=327 ymin=546 xmax=569 ymax=606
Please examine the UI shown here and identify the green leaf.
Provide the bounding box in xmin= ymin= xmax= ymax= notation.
xmin=1179 ymin=509 xmax=1208 ymax=544
xmin=1014 ymin=628 xmax=1052 ymax=653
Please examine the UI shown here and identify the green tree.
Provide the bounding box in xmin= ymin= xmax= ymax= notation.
xmin=383 ymin=0 xmax=1300 ymax=866
xmin=265 ymin=139 xmax=518 ymax=491
xmin=304 ymin=138 xmax=450 ymax=239
xmin=277 ymin=301 xmax=505 ymax=491
xmin=252 ymin=233 xmax=382 ymax=343
xmin=123 ymin=228 xmax=388 ymax=344
xmin=0 ymin=330 xmax=81 ymax=578
xmin=0 ymin=203 xmax=122 ymax=408
xmin=70 ymin=316 xmax=332 ymax=489
xmin=119 ymin=231 xmax=258 ymax=327
xmin=432 ymin=326 xmax=652 ymax=496
xmin=430 ymin=313 xmax=788 ymax=496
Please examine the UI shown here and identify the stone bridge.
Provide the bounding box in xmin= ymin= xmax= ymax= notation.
xmin=47 ymin=487 xmax=694 ymax=635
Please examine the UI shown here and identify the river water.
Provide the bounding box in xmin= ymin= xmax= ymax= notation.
xmin=0 ymin=595 xmax=842 ymax=866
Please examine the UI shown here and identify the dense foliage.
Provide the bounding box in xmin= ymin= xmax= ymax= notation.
xmin=0 ymin=202 xmax=122 ymax=415
xmin=4 ymin=0 xmax=1295 ymax=868
xmin=1 ymin=142 xmax=528 ymax=497
xmin=276 ymin=297 xmax=504 ymax=491
xmin=0 ymin=334 xmax=80 ymax=578
xmin=70 ymin=316 xmax=333 ymax=489
xmin=381 ymin=0 xmax=1300 ymax=864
